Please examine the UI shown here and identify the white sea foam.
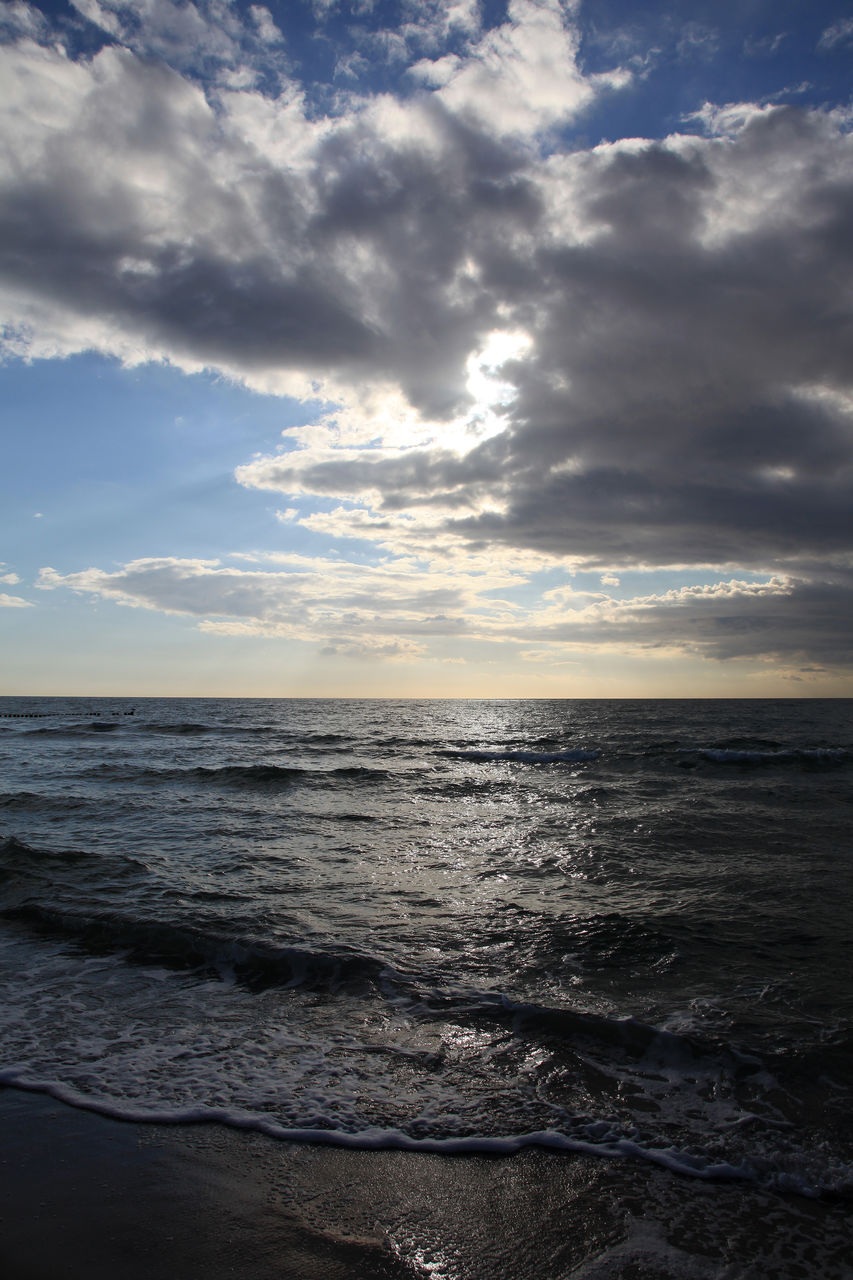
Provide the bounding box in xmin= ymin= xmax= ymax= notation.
xmin=0 ymin=1070 xmax=757 ymax=1184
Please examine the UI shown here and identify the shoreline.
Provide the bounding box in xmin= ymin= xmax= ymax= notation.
xmin=2 ymin=1086 xmax=852 ymax=1279
xmin=0 ymin=1086 xmax=617 ymax=1279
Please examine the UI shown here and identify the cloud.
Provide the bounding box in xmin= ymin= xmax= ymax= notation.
xmin=235 ymin=106 xmax=853 ymax=579
xmin=373 ymin=0 xmax=481 ymax=61
xmin=67 ymin=0 xmax=286 ymax=81
xmin=0 ymin=591 xmax=33 ymax=607
xmin=743 ymin=32 xmax=788 ymax=59
xmin=34 ymin=556 xmax=853 ymax=672
xmin=2 ymin=6 xmax=853 ymax=675
xmin=249 ymin=6 xmax=282 ymax=46
xmin=531 ymin=576 xmax=853 ymax=667
xmin=817 ymin=18 xmax=853 ymax=52
xmin=409 ymin=0 xmax=629 ymax=137
xmin=319 ymin=635 xmax=426 ymax=662
xmin=34 ymin=555 xmax=478 ymax=655
xmin=0 ymin=31 xmax=565 ymax=414
xmin=675 ymin=22 xmax=719 ymax=61
xmin=0 ymin=2 xmax=46 ymax=38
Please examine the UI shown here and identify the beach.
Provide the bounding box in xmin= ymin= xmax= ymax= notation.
xmin=3 ymin=1086 xmax=852 ymax=1279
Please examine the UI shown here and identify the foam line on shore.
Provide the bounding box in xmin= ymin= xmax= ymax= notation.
xmin=0 ymin=1070 xmax=755 ymax=1184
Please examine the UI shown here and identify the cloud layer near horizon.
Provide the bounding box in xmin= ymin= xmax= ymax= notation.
xmin=33 ymin=556 xmax=853 ymax=670
xmin=3 ymin=1 xmax=853 ymax=677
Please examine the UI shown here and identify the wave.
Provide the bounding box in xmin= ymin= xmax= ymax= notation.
xmin=189 ymin=762 xmax=391 ymax=788
xmin=0 ymin=883 xmax=711 ymax=1060
xmin=0 ymin=886 xmax=680 ymax=1059
xmin=572 ymin=785 xmax=626 ymax=802
xmin=1 ymin=834 xmax=97 ymax=867
xmin=2 ymin=886 xmax=850 ymax=1200
xmin=142 ymin=722 xmax=216 ymax=736
xmin=0 ymin=837 xmax=151 ymax=921
xmin=543 ymin=911 xmax=679 ymax=970
xmin=1 ymin=900 xmax=390 ymax=992
xmin=142 ymin=722 xmax=280 ymax=737
xmin=22 ymin=720 xmax=124 ymax=736
xmin=445 ymin=748 xmax=600 ymax=764
xmin=1 ymin=1043 xmax=849 ymax=1200
xmin=189 ymin=763 xmax=314 ymax=787
xmin=441 ymin=740 xmax=848 ymax=771
xmin=0 ymin=865 xmax=793 ymax=1082
xmin=0 ymin=835 xmax=151 ymax=895
xmin=0 ymin=791 xmax=91 ymax=813
xmin=16 ymin=718 xmax=273 ymax=739
xmin=84 ymin=762 xmax=391 ymax=789
xmin=680 ymin=746 xmax=849 ymax=767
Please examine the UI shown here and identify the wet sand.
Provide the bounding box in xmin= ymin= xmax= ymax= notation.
xmin=1 ymin=1086 xmax=850 ymax=1278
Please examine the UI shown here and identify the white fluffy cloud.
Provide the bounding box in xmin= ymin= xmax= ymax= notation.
xmin=68 ymin=0 xmax=285 ymax=78
xmin=410 ymin=0 xmax=629 ymax=137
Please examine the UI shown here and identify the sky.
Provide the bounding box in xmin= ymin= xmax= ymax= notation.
xmin=1 ymin=0 xmax=852 ymax=698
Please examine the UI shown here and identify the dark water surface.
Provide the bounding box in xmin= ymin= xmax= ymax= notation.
xmin=1 ymin=698 xmax=851 ymax=1266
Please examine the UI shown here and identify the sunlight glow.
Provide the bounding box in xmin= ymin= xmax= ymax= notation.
xmin=466 ymin=329 xmax=531 ymax=410
xmin=428 ymin=329 xmax=532 ymax=454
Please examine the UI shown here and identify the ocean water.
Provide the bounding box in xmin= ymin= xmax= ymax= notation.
xmin=1 ymin=697 xmax=851 ymax=1266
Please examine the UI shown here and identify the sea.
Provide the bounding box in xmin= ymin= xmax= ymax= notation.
xmin=1 ymin=697 xmax=851 ymax=1272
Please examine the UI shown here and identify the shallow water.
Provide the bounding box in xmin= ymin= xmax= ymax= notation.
xmin=1 ymin=697 xmax=851 ymax=1206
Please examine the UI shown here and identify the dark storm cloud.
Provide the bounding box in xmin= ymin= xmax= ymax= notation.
xmin=237 ymin=106 xmax=853 ymax=575
xmin=531 ymin=575 xmax=853 ymax=668
xmin=471 ymin=109 xmax=853 ymax=568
